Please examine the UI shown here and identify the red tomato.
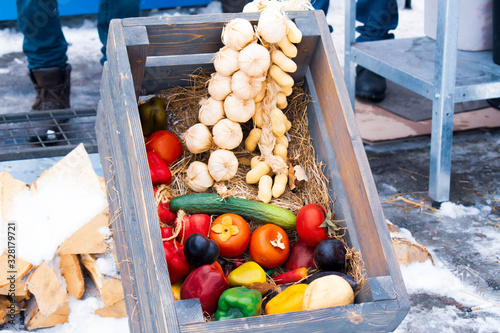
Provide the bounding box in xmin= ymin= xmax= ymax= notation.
xmin=175 ymin=214 xmax=211 ymax=244
xmin=249 ymin=224 xmax=290 ymax=268
xmin=209 ymin=213 xmax=251 ymax=258
xmin=145 ymin=130 xmax=183 ymax=166
xmin=296 ymin=203 xmax=329 ymax=247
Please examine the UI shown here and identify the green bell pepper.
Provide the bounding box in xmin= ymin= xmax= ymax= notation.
xmin=215 ymin=287 xmax=262 ymax=321
xmin=139 ymin=96 xmax=167 ymax=137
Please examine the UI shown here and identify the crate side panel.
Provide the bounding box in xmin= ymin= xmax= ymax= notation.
xmin=104 ymin=20 xmax=180 ymax=333
xmin=307 ymin=12 xmax=390 ymax=278
xmin=179 ymin=300 xmax=402 ymax=332
xmin=307 ymin=10 xmax=410 ymax=328
xmin=142 ymin=54 xmax=214 ymax=93
xmin=96 ymin=101 xmax=141 ymax=333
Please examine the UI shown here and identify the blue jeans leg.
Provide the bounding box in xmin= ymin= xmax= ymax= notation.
xmin=98 ymin=0 xmax=141 ymax=65
xmin=16 ymin=0 xmax=68 ymax=69
xmin=312 ymin=0 xmax=330 ymax=14
xmin=356 ymin=0 xmax=399 ymax=42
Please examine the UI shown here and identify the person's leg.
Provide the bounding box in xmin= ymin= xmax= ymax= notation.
xmin=98 ymin=0 xmax=141 ymax=65
xmin=311 ymin=0 xmax=333 ymax=32
xmin=16 ymin=0 xmax=71 ymax=111
xmin=356 ymin=0 xmax=398 ymax=42
xmin=355 ymin=0 xmax=398 ymax=102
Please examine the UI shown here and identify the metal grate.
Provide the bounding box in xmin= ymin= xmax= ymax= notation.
xmin=0 ymin=108 xmax=97 ymax=161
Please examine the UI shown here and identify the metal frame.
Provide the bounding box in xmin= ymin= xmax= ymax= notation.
xmin=0 ymin=108 xmax=97 ymax=161
xmin=344 ymin=0 xmax=500 ymax=202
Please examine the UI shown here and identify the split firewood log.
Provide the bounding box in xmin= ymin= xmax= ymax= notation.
xmin=0 ymin=276 xmax=30 ymax=303
xmin=58 ymin=254 xmax=85 ymax=300
xmin=0 ymin=295 xmax=21 ymax=325
xmin=79 ymin=253 xmax=124 ymax=307
xmin=56 ymin=207 xmax=111 ymax=255
xmin=387 ymin=221 xmax=434 ymax=266
xmin=24 ymin=261 xmax=69 ymax=329
xmin=94 ymin=298 xmax=127 ymax=318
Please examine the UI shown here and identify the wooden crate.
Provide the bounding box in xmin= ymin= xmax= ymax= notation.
xmin=95 ymin=10 xmax=410 ymax=333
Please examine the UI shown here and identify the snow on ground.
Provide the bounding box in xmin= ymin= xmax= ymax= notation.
xmin=0 ymin=0 xmax=499 ymax=332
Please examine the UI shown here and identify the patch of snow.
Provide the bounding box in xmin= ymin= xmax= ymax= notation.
xmin=96 ymin=252 xmax=120 ymax=278
xmin=437 ymin=201 xmax=481 ymax=219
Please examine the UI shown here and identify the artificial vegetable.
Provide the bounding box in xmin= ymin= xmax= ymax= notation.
xmin=296 ymin=203 xmax=333 ymax=247
xmin=180 ymin=262 xmax=229 ymax=315
xmin=249 ymin=224 xmax=290 ymax=268
xmin=175 ymin=214 xmax=211 ymax=244
xmin=209 ymin=213 xmax=251 ymax=257
xmin=215 ymin=287 xmax=262 ymax=321
xmin=285 ymin=240 xmax=316 ymax=271
xmin=303 ymin=271 xmax=358 ymax=292
xmin=227 ymin=261 xmax=267 ymax=288
xmin=161 ymin=227 xmax=190 ymax=283
xmin=153 ymin=187 xmax=176 ymax=224
xmin=139 ymin=96 xmax=167 ymax=137
xmin=145 ymin=130 xmax=183 ymax=166
xmin=183 ymin=233 xmax=219 ymax=268
xmin=147 ymin=151 xmax=172 ymax=186
xmin=169 ymin=193 xmax=297 ymax=229
xmin=314 ymin=239 xmax=347 ymax=271
xmin=264 ymin=283 xmax=308 ymax=315
xmin=272 ymin=267 xmax=308 ymax=284
xmin=302 ymin=275 xmax=354 ymax=310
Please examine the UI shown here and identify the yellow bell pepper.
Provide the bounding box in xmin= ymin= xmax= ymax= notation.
xmin=171 ymin=280 xmax=182 ymax=301
xmin=265 ymin=283 xmax=308 ymax=315
xmin=228 ymin=261 xmax=267 ymax=287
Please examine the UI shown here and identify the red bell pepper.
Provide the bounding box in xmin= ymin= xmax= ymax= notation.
xmin=147 ymin=151 xmax=172 ymax=186
xmin=272 ymin=267 xmax=308 ymax=284
xmin=161 ymin=227 xmax=190 ymax=283
xmin=175 ymin=214 xmax=211 ymax=244
xmin=180 ymin=261 xmax=229 ymax=315
xmin=154 ymin=187 xmax=176 ymax=224
xmin=285 ymin=240 xmax=317 ymax=271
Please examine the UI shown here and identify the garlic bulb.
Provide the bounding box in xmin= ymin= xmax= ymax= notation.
xmin=222 ymin=18 xmax=256 ymax=51
xmin=224 ymin=94 xmax=256 ymax=123
xmin=212 ymin=118 xmax=243 ymax=150
xmin=213 ymin=46 xmax=239 ymax=76
xmin=208 ymin=72 xmax=232 ymax=101
xmin=199 ymin=97 xmax=225 ymax=126
xmin=257 ymin=7 xmax=288 ymax=43
xmin=186 ymin=161 xmax=214 ymax=192
xmin=231 ymin=70 xmax=264 ymax=100
xmin=184 ymin=123 xmax=214 ymax=154
xmin=208 ymin=149 xmax=239 ymax=182
xmin=238 ymin=43 xmax=271 ymax=77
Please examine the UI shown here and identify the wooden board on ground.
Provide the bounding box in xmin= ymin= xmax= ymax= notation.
xmin=355 ymin=101 xmax=500 ymax=144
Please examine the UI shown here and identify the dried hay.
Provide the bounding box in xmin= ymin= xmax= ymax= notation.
xmin=153 ymin=68 xmax=366 ymax=292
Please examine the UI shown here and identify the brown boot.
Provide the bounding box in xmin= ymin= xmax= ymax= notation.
xmin=29 ymin=65 xmax=71 ymax=110
xmin=27 ymin=65 xmax=71 ymax=142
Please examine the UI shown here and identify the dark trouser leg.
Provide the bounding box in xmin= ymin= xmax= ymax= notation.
xmin=98 ymin=0 xmax=141 ymax=65
xmin=355 ymin=0 xmax=399 ymax=102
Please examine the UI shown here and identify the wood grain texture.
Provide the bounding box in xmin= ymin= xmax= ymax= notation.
xmin=96 ymin=101 xmax=141 ymax=333
xmin=101 ymin=19 xmax=180 ymax=333
xmin=125 ymin=25 xmax=149 ymax=101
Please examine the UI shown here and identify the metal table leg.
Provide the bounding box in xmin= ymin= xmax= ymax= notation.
xmin=428 ymin=0 xmax=460 ymax=202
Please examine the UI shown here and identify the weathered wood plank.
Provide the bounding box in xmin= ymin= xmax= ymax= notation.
xmin=178 ymin=300 xmax=402 ymax=332
xmin=96 ymin=100 xmax=142 ymax=333
xmin=124 ymin=25 xmax=149 ymax=101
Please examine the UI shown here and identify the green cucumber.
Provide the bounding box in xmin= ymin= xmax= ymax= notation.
xmin=169 ymin=193 xmax=296 ymax=229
